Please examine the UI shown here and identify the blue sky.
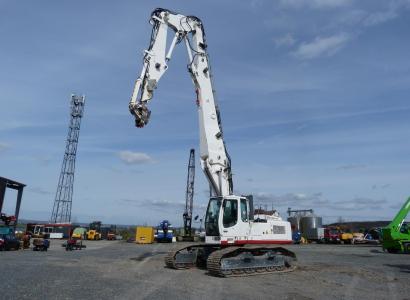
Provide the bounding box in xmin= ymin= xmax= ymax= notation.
xmin=0 ymin=0 xmax=409 ymax=226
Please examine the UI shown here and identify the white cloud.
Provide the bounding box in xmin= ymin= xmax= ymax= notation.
xmin=274 ymin=34 xmax=296 ymax=48
xmin=254 ymin=192 xmax=387 ymax=211
xmin=118 ymin=151 xmax=154 ymax=165
xmin=292 ymin=33 xmax=350 ymax=59
xmin=363 ymin=10 xmax=398 ymax=27
xmin=280 ymin=0 xmax=352 ymax=9
xmin=117 ymin=198 xmax=209 ymax=211
xmin=363 ymin=0 xmax=410 ymax=27
xmin=254 ymin=192 xmax=325 ymax=207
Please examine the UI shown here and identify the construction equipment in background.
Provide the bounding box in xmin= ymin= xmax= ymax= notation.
xmin=0 ymin=226 xmax=20 ymax=251
xmin=339 ymin=231 xmax=354 ymax=244
xmin=32 ymin=238 xmax=50 ymax=251
xmin=106 ymin=232 xmax=116 ymax=240
xmin=26 ymin=223 xmax=74 ymax=239
xmin=87 ymin=221 xmax=102 ymax=240
xmin=155 ymin=220 xmax=174 ymax=243
xmin=101 ymin=225 xmax=117 ymax=240
xmin=179 ymin=149 xmax=196 ymax=242
xmin=71 ymin=227 xmax=87 ymax=240
xmin=135 ymin=226 xmax=155 ymax=244
xmin=0 ymin=213 xmax=16 ymax=226
xmin=382 ymin=197 xmax=410 ymax=253
xmin=0 ymin=211 xmax=21 ymax=251
xmin=292 ymin=230 xmax=302 ymax=244
xmin=352 ymin=232 xmax=379 ymax=245
xmin=15 ymin=231 xmax=30 ymax=249
xmin=129 ymin=8 xmax=295 ymax=276
xmin=65 ymin=238 xmax=85 ymax=251
xmin=324 ymin=227 xmax=340 ymax=243
xmin=323 ymin=226 xmax=354 ymax=244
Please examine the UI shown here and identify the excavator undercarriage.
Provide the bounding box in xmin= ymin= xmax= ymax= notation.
xmin=165 ymin=244 xmax=296 ymax=277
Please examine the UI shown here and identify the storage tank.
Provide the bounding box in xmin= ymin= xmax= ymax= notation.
xmin=300 ymin=215 xmax=322 ymax=233
xmin=287 ymin=216 xmax=301 ymax=232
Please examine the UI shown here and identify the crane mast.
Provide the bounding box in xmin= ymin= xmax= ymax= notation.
xmin=129 ymin=8 xmax=232 ymax=197
xmin=183 ymin=149 xmax=195 ymax=237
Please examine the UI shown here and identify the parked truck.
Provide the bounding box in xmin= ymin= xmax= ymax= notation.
xmin=324 ymin=227 xmax=354 ymax=244
xmin=324 ymin=227 xmax=341 ymax=244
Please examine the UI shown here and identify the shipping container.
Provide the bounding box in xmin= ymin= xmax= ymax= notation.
xmin=135 ymin=226 xmax=155 ymax=244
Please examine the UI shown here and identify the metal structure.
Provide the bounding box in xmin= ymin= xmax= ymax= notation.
xmin=129 ymin=8 xmax=295 ymax=277
xmin=382 ymin=197 xmax=410 ymax=253
xmin=183 ymin=149 xmax=195 ymax=236
xmin=0 ymin=176 xmax=25 ymax=228
xmin=50 ymin=94 xmax=85 ymax=223
xmin=287 ymin=208 xmax=313 ymax=217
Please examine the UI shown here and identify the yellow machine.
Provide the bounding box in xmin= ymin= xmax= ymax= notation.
xmin=87 ymin=221 xmax=102 ymax=240
xmin=339 ymin=232 xmax=354 ymax=244
xmin=71 ymin=227 xmax=87 ymax=240
xmin=135 ymin=226 xmax=155 ymax=244
xmin=87 ymin=230 xmax=101 ymax=240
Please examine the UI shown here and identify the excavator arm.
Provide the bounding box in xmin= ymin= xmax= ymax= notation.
xmin=129 ymin=8 xmax=233 ymax=196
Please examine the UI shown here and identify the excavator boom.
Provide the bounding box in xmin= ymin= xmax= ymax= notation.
xmin=129 ymin=8 xmax=232 ymax=197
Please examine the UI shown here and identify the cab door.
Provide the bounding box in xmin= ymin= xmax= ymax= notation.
xmin=219 ymin=197 xmax=250 ymax=244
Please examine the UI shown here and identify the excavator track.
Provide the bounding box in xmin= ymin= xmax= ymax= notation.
xmin=165 ymin=244 xmax=296 ymax=277
xmin=165 ymin=247 xmax=196 ymax=269
xmin=165 ymin=244 xmax=216 ymax=269
xmin=207 ymin=245 xmax=296 ymax=277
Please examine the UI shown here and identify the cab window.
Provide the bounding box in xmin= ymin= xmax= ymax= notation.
xmin=223 ymin=199 xmax=238 ymax=228
xmin=240 ymin=199 xmax=248 ymax=222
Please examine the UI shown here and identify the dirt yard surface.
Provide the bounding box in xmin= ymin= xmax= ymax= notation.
xmin=1 ymin=241 xmax=409 ymax=299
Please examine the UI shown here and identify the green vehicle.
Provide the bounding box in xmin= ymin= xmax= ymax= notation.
xmin=71 ymin=227 xmax=87 ymax=240
xmin=382 ymin=197 xmax=410 ymax=253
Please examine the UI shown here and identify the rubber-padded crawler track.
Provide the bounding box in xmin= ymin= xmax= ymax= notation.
xmin=164 ymin=248 xmax=194 ymax=269
xmin=165 ymin=250 xmax=180 ymax=269
xmin=164 ymin=245 xmax=204 ymax=269
xmin=207 ymin=245 xmax=296 ymax=277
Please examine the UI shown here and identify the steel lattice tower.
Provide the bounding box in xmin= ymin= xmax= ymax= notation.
xmin=183 ymin=149 xmax=195 ymax=236
xmin=50 ymin=94 xmax=85 ymax=223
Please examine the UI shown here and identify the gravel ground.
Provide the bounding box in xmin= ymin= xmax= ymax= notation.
xmin=1 ymin=240 xmax=409 ymax=300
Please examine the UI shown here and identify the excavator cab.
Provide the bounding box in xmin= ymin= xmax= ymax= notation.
xmin=400 ymin=223 xmax=409 ymax=234
xmin=205 ymin=197 xmax=221 ymax=237
xmin=205 ymin=196 xmax=253 ymax=245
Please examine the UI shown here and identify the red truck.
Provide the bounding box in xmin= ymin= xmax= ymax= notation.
xmin=324 ymin=228 xmax=341 ymax=243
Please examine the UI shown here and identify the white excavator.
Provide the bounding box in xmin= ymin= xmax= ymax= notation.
xmin=129 ymin=8 xmax=296 ymax=276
